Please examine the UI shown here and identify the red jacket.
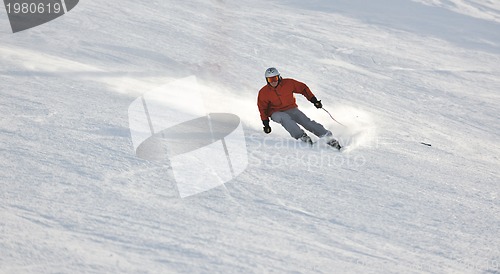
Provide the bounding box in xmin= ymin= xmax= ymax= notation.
xmin=257 ymin=78 xmax=316 ymax=121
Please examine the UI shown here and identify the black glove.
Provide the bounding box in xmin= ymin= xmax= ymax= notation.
xmin=262 ymin=120 xmax=271 ymax=134
xmin=311 ymin=96 xmax=322 ymax=109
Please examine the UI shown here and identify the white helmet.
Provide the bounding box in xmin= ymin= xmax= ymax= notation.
xmin=265 ymin=67 xmax=280 ymax=78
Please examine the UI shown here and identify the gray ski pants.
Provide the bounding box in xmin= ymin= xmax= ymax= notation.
xmin=271 ymin=108 xmax=329 ymax=139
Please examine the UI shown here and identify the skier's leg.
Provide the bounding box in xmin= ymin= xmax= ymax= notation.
xmin=271 ymin=111 xmax=305 ymax=139
xmin=285 ymin=108 xmax=329 ymax=137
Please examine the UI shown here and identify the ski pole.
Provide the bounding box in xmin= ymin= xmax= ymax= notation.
xmin=322 ymin=107 xmax=346 ymax=127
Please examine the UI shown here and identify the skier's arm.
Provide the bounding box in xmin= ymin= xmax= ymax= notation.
xmin=293 ymin=79 xmax=315 ymax=101
xmin=257 ymin=92 xmax=272 ymax=134
xmin=257 ymin=100 xmax=272 ymax=134
xmin=292 ymin=79 xmax=323 ymax=108
xmin=257 ymin=93 xmax=271 ymax=121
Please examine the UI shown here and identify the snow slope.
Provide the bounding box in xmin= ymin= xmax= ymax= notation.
xmin=1 ymin=0 xmax=499 ymax=273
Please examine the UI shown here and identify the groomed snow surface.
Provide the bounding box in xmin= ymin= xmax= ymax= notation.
xmin=1 ymin=0 xmax=499 ymax=273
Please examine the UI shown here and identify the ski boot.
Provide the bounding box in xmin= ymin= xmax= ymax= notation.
xmin=299 ymin=133 xmax=313 ymax=145
xmin=322 ymin=131 xmax=342 ymax=150
xmin=327 ymin=138 xmax=342 ymax=150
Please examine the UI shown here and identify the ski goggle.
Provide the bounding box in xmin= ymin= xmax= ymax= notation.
xmin=266 ymin=76 xmax=279 ymax=82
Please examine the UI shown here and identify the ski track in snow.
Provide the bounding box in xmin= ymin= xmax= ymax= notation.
xmin=1 ymin=0 xmax=499 ymax=273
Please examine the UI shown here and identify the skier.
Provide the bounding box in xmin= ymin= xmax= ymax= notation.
xmin=257 ymin=67 xmax=341 ymax=150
